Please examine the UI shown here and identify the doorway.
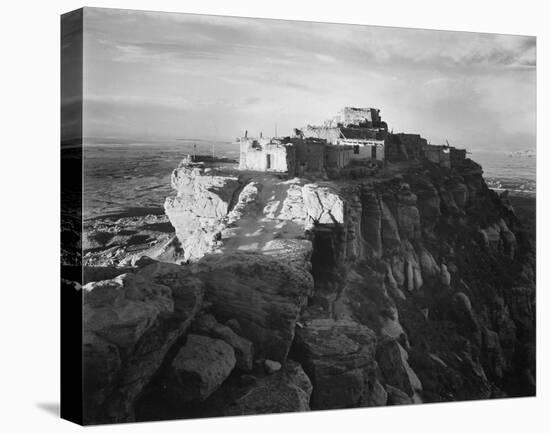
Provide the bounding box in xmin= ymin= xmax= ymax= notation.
xmin=266 ymin=154 xmax=272 ymax=169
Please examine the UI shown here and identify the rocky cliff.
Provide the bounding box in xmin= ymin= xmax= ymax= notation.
xmin=79 ymin=157 xmax=535 ymax=423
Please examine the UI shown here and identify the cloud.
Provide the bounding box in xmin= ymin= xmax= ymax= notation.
xmin=315 ymin=53 xmax=337 ymax=63
xmin=85 ymin=93 xmax=195 ymax=110
xmin=82 ymin=8 xmax=536 ymax=150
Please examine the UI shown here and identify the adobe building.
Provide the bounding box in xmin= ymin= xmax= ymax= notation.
xmin=325 ymin=144 xmax=353 ymax=169
xmin=238 ymin=136 xmax=296 ymax=174
xmin=335 ymin=107 xmax=382 ymax=127
xmin=450 ymin=147 xmax=467 ymax=165
xmin=421 ymin=144 xmax=467 ymax=169
xmin=237 ymin=106 xmax=467 ymax=176
xmin=385 ymin=133 xmax=427 ymax=161
xmin=303 ymin=106 xmax=388 ymax=163
xmin=339 ymin=138 xmax=385 ymax=161
xmin=423 ymin=144 xmax=451 ymax=168
xmin=304 ymin=125 xmax=342 ymax=144
xmin=286 ymin=137 xmax=324 ymax=174
xmin=238 ymin=134 xmax=350 ymax=177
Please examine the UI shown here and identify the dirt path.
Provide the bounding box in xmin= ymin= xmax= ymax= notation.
xmin=220 ymin=174 xmax=307 ymax=256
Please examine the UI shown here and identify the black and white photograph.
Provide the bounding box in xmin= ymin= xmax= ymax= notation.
xmin=58 ymin=5 xmax=539 ymax=425
xmin=4 ymin=1 xmax=547 ymax=432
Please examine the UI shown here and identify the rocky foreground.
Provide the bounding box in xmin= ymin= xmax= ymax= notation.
xmin=78 ymin=157 xmax=535 ymax=424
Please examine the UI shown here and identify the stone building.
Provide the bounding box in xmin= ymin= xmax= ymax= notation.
xmin=238 ymin=137 xmax=295 ymax=174
xmin=303 ymin=106 xmax=388 ymax=163
xmin=238 ymin=106 xmax=467 ymax=176
xmin=304 ymin=125 xmax=342 ymax=144
xmin=335 ymin=107 xmax=382 ymax=127
xmin=385 ymin=133 xmax=427 ymax=161
xmin=423 ymin=144 xmax=451 ymax=168
xmin=339 ymin=138 xmax=385 ymax=162
xmin=450 ymin=147 xmax=467 ymax=166
xmin=325 ymin=144 xmax=353 ymax=169
xmin=421 ymin=144 xmax=467 ymax=169
xmin=238 ymin=135 xmax=344 ymax=177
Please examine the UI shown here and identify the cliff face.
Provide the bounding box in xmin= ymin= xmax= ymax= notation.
xmin=162 ymin=157 xmax=535 ymax=406
xmin=80 ymin=157 xmax=535 ymax=423
xmin=302 ymin=159 xmax=535 ymax=404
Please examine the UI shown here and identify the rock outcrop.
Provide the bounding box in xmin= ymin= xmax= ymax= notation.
xmin=301 ymin=158 xmax=535 ymax=405
xmin=164 ymin=163 xmax=345 ymax=265
xmin=197 ymin=252 xmax=312 ymax=362
xmin=82 ymin=262 xmax=203 ymax=423
xmin=194 ymin=313 xmax=254 ymax=371
xmin=81 ymin=251 xmax=313 ymax=423
xmin=166 ymin=334 xmax=236 ymax=402
xmin=164 ymin=162 xmax=244 ymax=261
xmin=293 ymin=317 xmax=377 ymax=409
xmin=376 ymin=338 xmax=423 ymax=397
xmin=225 ymin=361 xmax=312 ymax=415
xmin=81 ymin=154 xmax=535 ymax=423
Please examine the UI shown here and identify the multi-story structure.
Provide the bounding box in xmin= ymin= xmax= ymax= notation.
xmin=303 ymin=107 xmax=388 ymax=162
xmin=237 ymin=106 xmax=467 ymax=176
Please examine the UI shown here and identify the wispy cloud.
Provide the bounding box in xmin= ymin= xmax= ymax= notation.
xmin=315 ymin=53 xmax=337 ymax=63
xmin=83 ymin=8 xmax=535 ymax=150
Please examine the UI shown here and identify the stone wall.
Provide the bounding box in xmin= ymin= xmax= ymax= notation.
xmin=336 ymin=107 xmax=380 ymax=126
xmin=239 ymin=138 xmax=292 ymax=173
xmin=292 ymin=139 xmax=326 ymax=174
xmin=423 ymin=145 xmax=451 ymax=168
xmin=340 ymin=127 xmax=379 ymax=140
xmin=385 ymin=133 xmax=427 ymax=161
xmin=304 ymin=126 xmax=341 ymax=144
xmin=450 ymin=148 xmax=467 ymax=165
xmin=340 ymin=139 xmax=385 ymax=162
xmin=325 ymin=145 xmax=352 ymax=168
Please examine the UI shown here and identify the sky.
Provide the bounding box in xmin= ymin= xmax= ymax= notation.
xmin=81 ymin=7 xmax=536 ymax=152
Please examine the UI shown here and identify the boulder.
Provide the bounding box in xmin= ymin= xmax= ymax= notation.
xmin=302 ymin=183 xmax=344 ymax=226
xmin=419 ymin=248 xmax=440 ymax=278
xmin=265 ymin=359 xmax=282 ymax=374
xmin=440 ymin=264 xmax=452 ymax=286
xmin=82 ymin=261 xmax=204 ymax=423
xmin=386 ymin=385 xmax=413 ymax=405
xmin=278 ymin=181 xmax=308 ymax=221
xmin=164 ymin=162 xmax=243 ymax=261
xmin=83 ymin=273 xmax=173 ymax=348
xmin=169 ymin=334 xmax=236 ymax=402
xmin=376 ymin=338 xmax=422 ymax=397
xmin=194 ymin=313 xmax=254 ymax=371
xmin=479 ymin=225 xmax=501 ymax=251
xmin=451 ymin=292 xmax=478 ymax=333
xmin=406 ymin=260 xmax=414 ymax=292
xmin=391 ymin=255 xmax=406 ymax=287
xmin=226 ymin=360 xmax=312 ymax=415
xmin=385 ymin=263 xmax=406 ymax=301
xmin=138 ymin=261 xmax=205 ymax=317
xmin=197 ymin=252 xmax=312 ymax=362
xmin=498 ymin=219 xmax=517 ymax=259
xmin=293 ymin=317 xmax=377 ymax=409
xmin=364 ymin=378 xmax=388 ymax=407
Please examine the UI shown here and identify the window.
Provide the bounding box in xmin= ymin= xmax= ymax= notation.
xmin=354 ymin=145 xmax=360 ymax=154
